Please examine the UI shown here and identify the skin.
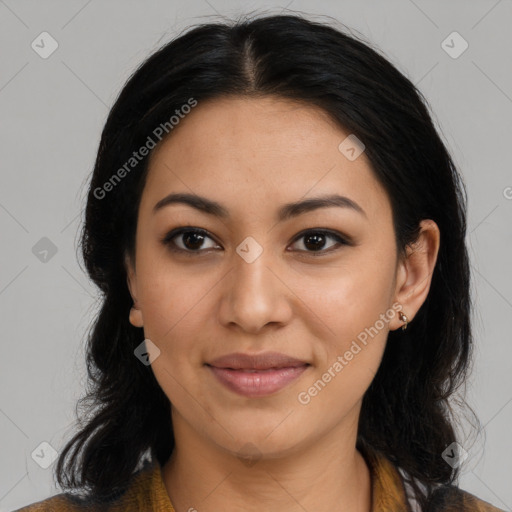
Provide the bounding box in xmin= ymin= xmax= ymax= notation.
xmin=125 ymin=96 xmax=440 ymax=512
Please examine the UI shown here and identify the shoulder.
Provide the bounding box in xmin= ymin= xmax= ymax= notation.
xmin=426 ymin=484 xmax=505 ymax=511
xmin=13 ymin=493 xmax=81 ymax=512
xmin=13 ymin=460 xmax=159 ymax=512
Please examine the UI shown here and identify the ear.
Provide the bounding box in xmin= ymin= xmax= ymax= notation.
xmin=391 ymin=219 xmax=440 ymax=331
xmin=125 ymin=252 xmax=144 ymax=328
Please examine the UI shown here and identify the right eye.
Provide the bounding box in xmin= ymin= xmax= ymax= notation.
xmin=161 ymin=227 xmax=221 ymax=254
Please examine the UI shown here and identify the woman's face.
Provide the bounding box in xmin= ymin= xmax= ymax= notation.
xmin=126 ymin=96 xmax=431 ymax=460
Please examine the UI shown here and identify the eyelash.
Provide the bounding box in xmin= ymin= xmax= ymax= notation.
xmin=160 ymin=227 xmax=352 ymax=257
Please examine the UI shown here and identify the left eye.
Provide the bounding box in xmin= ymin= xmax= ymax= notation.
xmin=289 ymin=230 xmax=347 ymax=254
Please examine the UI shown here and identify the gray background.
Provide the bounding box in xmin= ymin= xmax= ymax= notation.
xmin=1 ymin=0 xmax=511 ymax=510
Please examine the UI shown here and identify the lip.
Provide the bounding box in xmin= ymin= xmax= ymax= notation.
xmin=206 ymin=352 xmax=310 ymax=398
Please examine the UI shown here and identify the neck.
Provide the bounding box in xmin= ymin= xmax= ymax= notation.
xmin=162 ymin=411 xmax=371 ymax=512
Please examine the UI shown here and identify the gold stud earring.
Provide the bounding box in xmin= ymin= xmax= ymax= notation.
xmin=398 ymin=311 xmax=408 ymax=331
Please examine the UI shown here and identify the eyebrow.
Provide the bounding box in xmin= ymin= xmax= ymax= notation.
xmin=153 ymin=192 xmax=367 ymax=221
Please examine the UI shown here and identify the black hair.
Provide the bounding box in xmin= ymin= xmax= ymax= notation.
xmin=54 ymin=12 xmax=476 ymax=509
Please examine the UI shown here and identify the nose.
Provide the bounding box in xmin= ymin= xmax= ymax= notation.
xmin=218 ymin=249 xmax=293 ymax=334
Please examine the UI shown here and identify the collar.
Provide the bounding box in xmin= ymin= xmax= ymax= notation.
xmin=360 ymin=443 xmax=413 ymax=512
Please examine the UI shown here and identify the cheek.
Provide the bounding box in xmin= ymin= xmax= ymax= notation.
xmin=136 ymin=261 xmax=220 ymax=359
xmin=133 ymin=232 xmax=203 ymax=326
xmin=292 ymin=250 xmax=395 ymax=398
xmin=137 ymin=271 xmax=214 ymax=408
xmin=311 ymin=283 xmax=390 ymax=386
xmin=296 ymin=278 xmax=392 ymax=416
xmin=294 ymin=253 xmax=396 ymax=345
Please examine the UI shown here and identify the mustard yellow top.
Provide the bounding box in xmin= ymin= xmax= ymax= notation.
xmin=15 ymin=446 xmax=504 ymax=511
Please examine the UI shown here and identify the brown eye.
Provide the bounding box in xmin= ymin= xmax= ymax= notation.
xmin=289 ymin=230 xmax=349 ymax=254
xmin=303 ymin=233 xmax=329 ymax=251
xmin=162 ymin=228 xmax=220 ymax=253
xmin=181 ymin=231 xmax=206 ymax=250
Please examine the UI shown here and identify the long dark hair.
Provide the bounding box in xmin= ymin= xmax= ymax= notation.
xmin=55 ymin=12 xmax=476 ymax=509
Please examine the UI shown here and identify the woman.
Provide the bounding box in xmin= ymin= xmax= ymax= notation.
xmin=17 ymin=12 xmax=503 ymax=512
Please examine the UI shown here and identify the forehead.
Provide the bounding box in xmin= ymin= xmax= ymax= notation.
xmin=142 ymin=96 xmax=391 ymax=222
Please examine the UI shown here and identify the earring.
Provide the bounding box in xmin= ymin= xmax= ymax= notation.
xmin=398 ymin=311 xmax=408 ymax=331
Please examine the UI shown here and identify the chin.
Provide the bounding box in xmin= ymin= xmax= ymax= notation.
xmin=215 ymin=422 xmax=310 ymax=459
xmin=222 ymin=436 xmax=304 ymax=463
